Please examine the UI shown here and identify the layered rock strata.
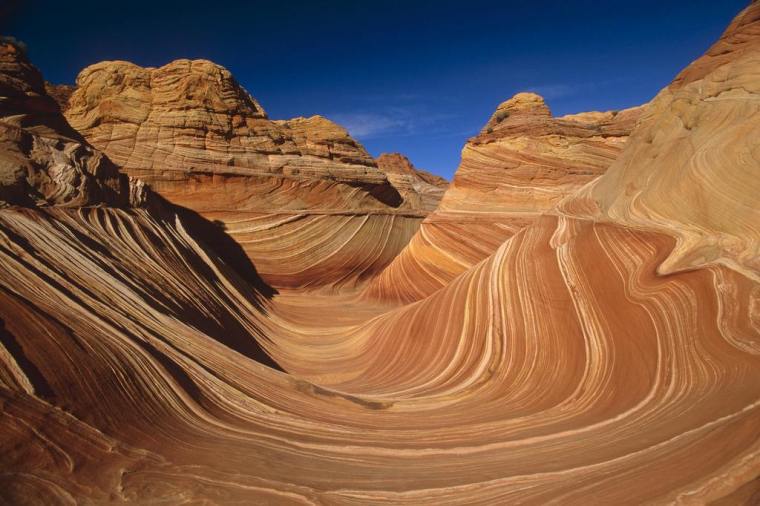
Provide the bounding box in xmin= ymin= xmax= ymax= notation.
xmin=376 ymin=152 xmax=447 ymax=212
xmin=62 ymin=59 xmax=437 ymax=289
xmin=365 ymin=92 xmax=645 ymax=303
xmin=1 ymin=3 xmax=759 ymax=504
xmin=559 ymin=3 xmax=760 ymax=281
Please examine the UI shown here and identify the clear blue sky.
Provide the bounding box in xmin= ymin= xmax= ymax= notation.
xmin=3 ymin=0 xmax=748 ymax=179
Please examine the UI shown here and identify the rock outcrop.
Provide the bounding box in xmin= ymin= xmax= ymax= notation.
xmin=365 ymin=92 xmax=645 ymax=302
xmin=43 ymin=81 xmax=73 ymax=111
xmin=62 ymin=59 xmax=437 ymax=289
xmin=560 ymin=3 xmax=760 ymax=281
xmin=1 ymin=3 xmax=759 ymax=504
xmin=376 ymin=152 xmax=447 ymax=212
xmin=64 ymin=59 xmax=394 ymax=207
xmin=0 ymin=42 xmax=136 ymax=207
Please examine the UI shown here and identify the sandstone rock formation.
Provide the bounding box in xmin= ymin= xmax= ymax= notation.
xmin=43 ymin=81 xmax=73 ymax=110
xmin=0 ymin=42 xmax=135 ymax=207
xmin=61 ymin=59 xmax=441 ymax=289
xmin=560 ymin=3 xmax=760 ymax=282
xmin=1 ymin=2 xmax=760 ymax=504
xmin=365 ymin=92 xmax=645 ymax=303
xmin=376 ymin=152 xmax=447 ymax=212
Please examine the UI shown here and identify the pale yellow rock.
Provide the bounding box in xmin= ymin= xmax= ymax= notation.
xmin=560 ymin=3 xmax=760 ymax=280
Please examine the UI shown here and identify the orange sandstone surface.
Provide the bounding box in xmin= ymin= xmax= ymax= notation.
xmin=1 ymin=3 xmax=759 ymax=504
xmin=365 ymin=92 xmax=645 ymax=303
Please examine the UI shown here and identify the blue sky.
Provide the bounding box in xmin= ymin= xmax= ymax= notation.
xmin=3 ymin=0 xmax=748 ymax=179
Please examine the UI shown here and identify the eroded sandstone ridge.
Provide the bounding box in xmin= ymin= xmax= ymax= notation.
xmin=62 ymin=59 xmax=442 ymax=289
xmin=561 ymin=4 xmax=760 ymax=281
xmin=365 ymin=91 xmax=645 ymax=302
xmin=1 ymin=3 xmax=759 ymax=504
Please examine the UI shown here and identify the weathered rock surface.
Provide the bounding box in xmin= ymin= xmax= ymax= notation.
xmin=376 ymin=152 xmax=447 ymax=212
xmin=0 ymin=42 xmax=136 ymax=207
xmin=63 ymin=59 xmax=437 ymax=289
xmin=43 ymin=81 xmax=73 ymax=110
xmin=365 ymin=92 xmax=645 ymax=302
xmin=1 ymin=3 xmax=760 ymax=505
xmin=64 ymin=59 xmax=393 ymax=204
xmin=560 ymin=2 xmax=760 ymax=281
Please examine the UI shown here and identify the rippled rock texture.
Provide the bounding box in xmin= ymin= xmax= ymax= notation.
xmin=62 ymin=59 xmax=442 ymax=290
xmin=365 ymin=92 xmax=646 ymax=303
xmin=1 ymin=3 xmax=760 ymax=504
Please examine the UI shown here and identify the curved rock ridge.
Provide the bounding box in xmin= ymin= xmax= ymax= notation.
xmin=365 ymin=92 xmax=645 ymax=303
xmin=376 ymin=152 xmax=448 ymax=212
xmin=0 ymin=41 xmax=138 ymax=207
xmin=559 ymin=1 xmax=760 ymax=281
xmin=1 ymin=3 xmax=760 ymax=504
xmin=63 ymin=58 xmax=439 ymax=289
xmin=2 ymin=209 xmax=758 ymax=504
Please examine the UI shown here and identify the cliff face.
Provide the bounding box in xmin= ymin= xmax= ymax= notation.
xmin=1 ymin=3 xmax=759 ymax=504
xmin=63 ymin=59 xmax=435 ymax=289
xmin=365 ymin=91 xmax=645 ymax=303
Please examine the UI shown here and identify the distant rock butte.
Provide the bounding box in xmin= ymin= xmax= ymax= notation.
xmin=64 ymin=58 xmax=443 ymax=289
xmin=43 ymin=81 xmax=74 ymax=111
xmin=365 ymin=91 xmax=646 ymax=303
xmin=375 ymin=152 xmax=448 ymax=212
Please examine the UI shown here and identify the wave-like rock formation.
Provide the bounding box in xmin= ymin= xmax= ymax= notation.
xmin=365 ymin=91 xmax=645 ymax=303
xmin=1 ymin=3 xmax=760 ymax=504
xmin=560 ymin=5 xmax=760 ymax=282
xmin=60 ymin=59 xmax=444 ymax=290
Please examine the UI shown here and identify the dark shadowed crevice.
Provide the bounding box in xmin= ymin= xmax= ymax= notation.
xmin=0 ymin=316 xmax=55 ymax=399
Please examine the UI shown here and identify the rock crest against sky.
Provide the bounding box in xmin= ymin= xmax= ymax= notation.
xmin=3 ymin=0 xmax=749 ymax=178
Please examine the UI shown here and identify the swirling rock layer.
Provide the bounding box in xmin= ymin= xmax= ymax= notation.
xmin=561 ymin=2 xmax=760 ymax=281
xmin=62 ymin=60 xmax=443 ymax=289
xmin=365 ymin=91 xmax=645 ymax=303
xmin=1 ymin=3 xmax=760 ymax=504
